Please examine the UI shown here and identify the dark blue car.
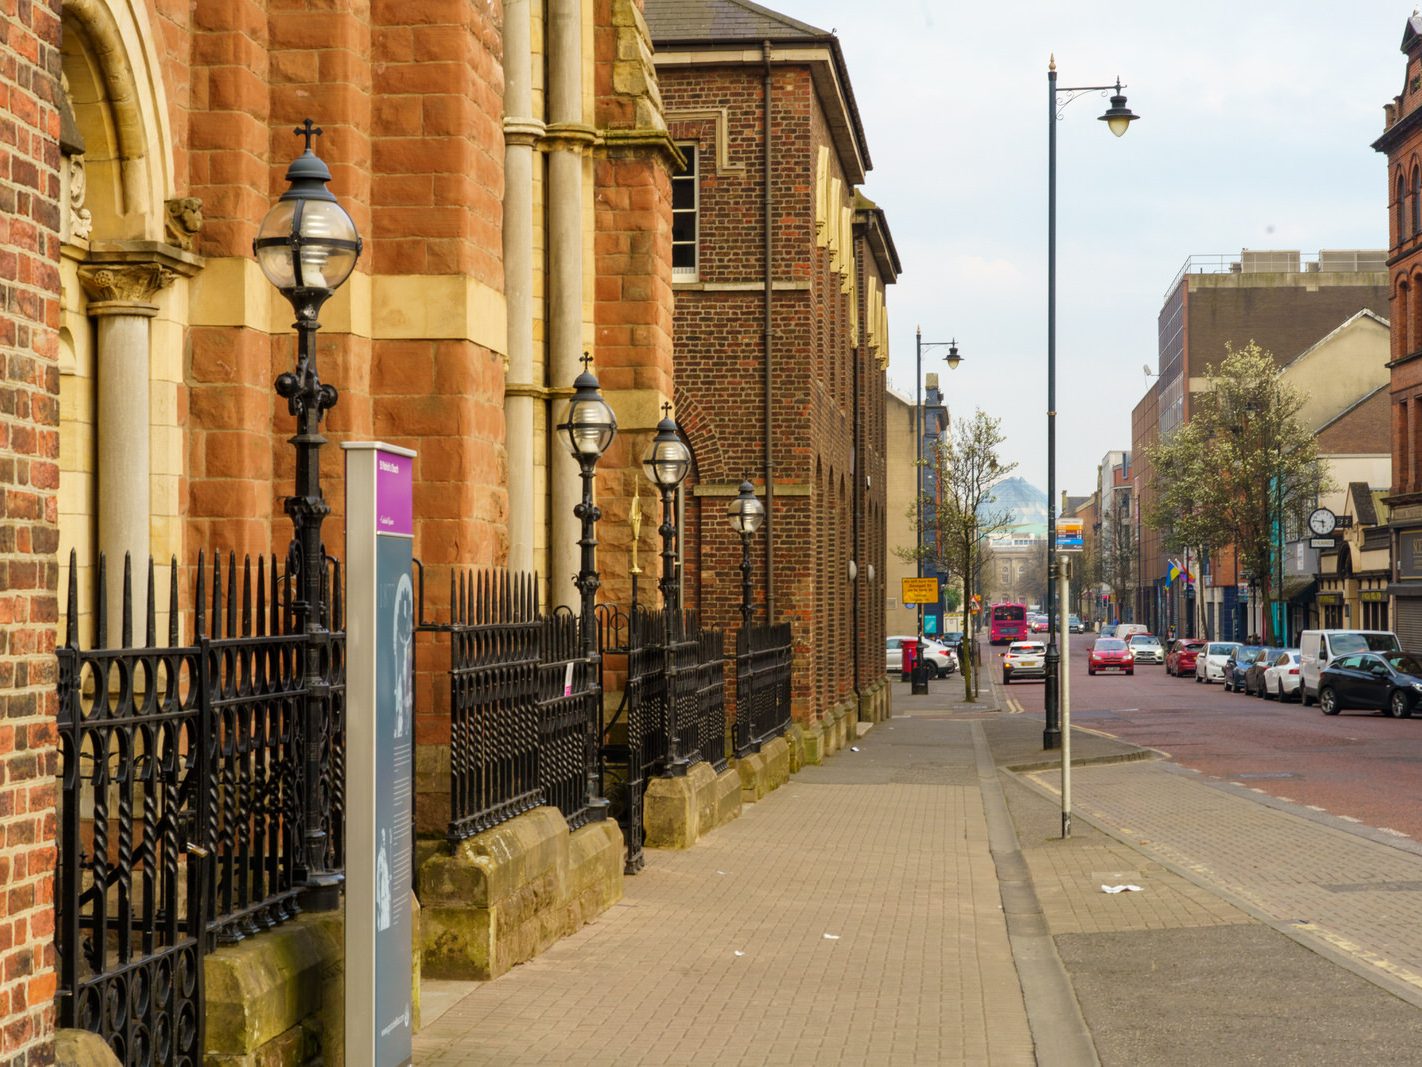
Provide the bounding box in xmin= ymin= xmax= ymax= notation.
xmin=1222 ymin=645 xmax=1264 ymax=693
xmin=1318 ymin=651 xmax=1422 ymax=718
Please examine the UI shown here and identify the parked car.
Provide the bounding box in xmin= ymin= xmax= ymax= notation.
xmin=1244 ymin=647 xmax=1284 ymax=697
xmin=1196 ymin=642 xmax=1241 ymax=684
xmin=1127 ymin=633 xmax=1165 ymax=664
xmin=886 ymin=636 xmax=958 ymax=678
xmin=1002 ymin=640 xmax=1046 ymax=684
xmin=940 ymin=631 xmax=965 ymax=652
xmin=1222 ymin=645 xmax=1264 ymax=692
xmin=1317 ymin=651 xmax=1422 ymax=717
xmin=1068 ymin=614 xmax=1084 ymax=634
xmin=1300 ymin=629 xmax=1402 ymax=706
xmin=1166 ymin=639 xmax=1207 ymax=677
xmin=1262 ymin=650 xmax=1302 ymax=701
xmin=1088 ymin=637 xmax=1134 ymax=675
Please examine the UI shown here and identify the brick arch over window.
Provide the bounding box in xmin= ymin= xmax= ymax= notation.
xmin=673 ymin=388 xmax=732 ymax=484
xmin=1398 ymin=168 xmax=1407 ymax=248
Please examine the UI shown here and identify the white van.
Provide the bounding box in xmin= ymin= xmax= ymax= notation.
xmin=1299 ymin=629 xmax=1401 ymax=706
xmin=1114 ymin=623 xmax=1148 ymax=641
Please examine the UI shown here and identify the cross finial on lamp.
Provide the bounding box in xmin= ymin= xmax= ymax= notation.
xmin=294 ymin=118 xmax=323 ymax=152
xmin=662 ymin=401 xmax=673 ymax=419
xmin=580 ymin=351 xmax=594 ymax=372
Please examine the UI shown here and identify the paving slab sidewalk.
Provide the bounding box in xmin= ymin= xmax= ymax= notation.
xmin=414 ymin=707 xmax=1035 ymax=1066
xmin=979 ymin=702 xmax=1422 ymax=1066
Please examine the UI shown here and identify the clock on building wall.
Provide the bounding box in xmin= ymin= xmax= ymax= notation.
xmin=1307 ymin=507 xmax=1337 ymax=537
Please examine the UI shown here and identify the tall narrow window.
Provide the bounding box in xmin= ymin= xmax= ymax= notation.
xmin=1398 ymin=173 xmax=1407 ymax=247
xmin=1401 ymin=398 xmax=1413 ymax=492
xmin=1411 ymin=166 xmax=1420 ymax=237
xmin=672 ymin=145 xmax=698 ymax=282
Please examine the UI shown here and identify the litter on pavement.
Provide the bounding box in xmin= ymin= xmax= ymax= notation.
xmin=1101 ymin=884 xmax=1144 ymax=894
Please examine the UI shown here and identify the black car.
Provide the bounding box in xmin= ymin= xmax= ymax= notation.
xmin=1318 ymin=651 xmax=1422 ymax=717
xmin=1223 ymin=645 xmax=1264 ymax=693
xmin=1244 ymin=647 xmax=1284 ymax=697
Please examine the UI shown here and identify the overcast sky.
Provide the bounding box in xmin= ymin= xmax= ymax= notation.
xmin=767 ymin=0 xmax=1407 ymax=499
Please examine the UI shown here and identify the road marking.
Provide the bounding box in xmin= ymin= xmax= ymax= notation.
xmin=1339 ymin=815 xmax=1362 ymax=823
xmin=1379 ymin=827 xmax=1411 ymax=838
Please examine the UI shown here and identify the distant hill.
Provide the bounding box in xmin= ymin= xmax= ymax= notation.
xmin=981 ymin=476 xmax=1047 ymax=537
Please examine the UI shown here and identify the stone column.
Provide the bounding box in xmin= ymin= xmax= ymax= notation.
xmin=79 ymin=261 xmax=174 ymax=640
xmin=503 ymin=0 xmax=541 ymax=574
xmin=546 ymin=0 xmax=594 ymax=610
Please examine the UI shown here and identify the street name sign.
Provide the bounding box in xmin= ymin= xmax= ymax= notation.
xmin=901 ymin=577 xmax=940 ymax=604
xmin=344 ymin=442 xmax=416 ymax=1067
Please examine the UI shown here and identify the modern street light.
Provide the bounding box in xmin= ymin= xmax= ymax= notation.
xmin=914 ymin=328 xmax=964 ymax=664
xmin=557 ymin=354 xmax=617 ymax=815
xmin=1043 ymin=58 xmax=1139 ymax=751
xmin=727 ymin=478 xmax=766 ymax=626
xmin=254 ymin=119 xmax=362 ymax=908
xmin=642 ymin=403 xmax=691 ymax=771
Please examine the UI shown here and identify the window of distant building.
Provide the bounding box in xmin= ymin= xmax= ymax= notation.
xmin=672 ymin=144 xmax=698 ymax=282
xmin=1399 ymin=172 xmax=1407 ymax=246
xmin=1412 ymin=165 xmax=1421 ymax=237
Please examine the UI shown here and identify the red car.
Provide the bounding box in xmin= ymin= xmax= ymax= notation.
xmin=1166 ymin=639 xmax=1207 ymax=677
xmin=1089 ymin=638 xmax=1134 ymax=675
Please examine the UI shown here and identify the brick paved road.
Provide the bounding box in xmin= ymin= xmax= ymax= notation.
xmin=414 ymin=716 xmax=1035 ymax=1066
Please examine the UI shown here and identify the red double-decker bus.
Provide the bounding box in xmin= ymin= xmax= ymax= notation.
xmin=989 ymin=602 xmax=1028 ymax=645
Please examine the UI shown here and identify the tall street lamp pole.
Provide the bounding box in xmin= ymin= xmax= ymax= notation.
xmin=728 ymin=479 xmax=766 ymax=627
xmin=558 ymin=355 xmax=617 ymax=816
xmin=253 ymin=120 xmax=362 ymax=908
xmin=914 ymin=327 xmax=963 ymax=647
xmin=1044 ymin=59 xmax=1139 ymax=750
xmin=643 ymin=403 xmax=691 ymax=770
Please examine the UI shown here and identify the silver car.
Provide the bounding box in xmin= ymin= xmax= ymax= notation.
xmin=1127 ymin=633 xmax=1165 ymax=664
xmin=1196 ymin=642 xmax=1241 ymax=683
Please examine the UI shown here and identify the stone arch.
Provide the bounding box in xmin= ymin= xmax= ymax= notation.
xmin=60 ymin=0 xmax=175 ymax=239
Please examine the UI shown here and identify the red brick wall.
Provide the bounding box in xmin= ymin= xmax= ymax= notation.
xmin=663 ymin=59 xmax=878 ymax=724
xmin=0 ymin=1 xmax=63 ymax=1059
xmin=1383 ymin=36 xmax=1422 ymax=500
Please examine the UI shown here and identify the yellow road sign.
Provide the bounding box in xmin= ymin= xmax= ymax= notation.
xmin=901 ymin=577 xmax=940 ymax=605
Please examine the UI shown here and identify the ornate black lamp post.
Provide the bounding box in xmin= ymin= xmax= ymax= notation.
xmin=642 ymin=404 xmax=691 ymax=770
xmin=557 ymin=355 xmax=617 ymax=814
xmin=1043 ymin=60 xmax=1139 ymax=751
xmin=727 ymin=479 xmax=766 ymax=626
xmin=254 ymin=119 xmax=362 ymax=907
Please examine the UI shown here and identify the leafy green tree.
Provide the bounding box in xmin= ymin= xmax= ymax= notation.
xmin=920 ymin=409 xmax=1018 ymax=701
xmin=1142 ymin=342 xmax=1328 ymax=643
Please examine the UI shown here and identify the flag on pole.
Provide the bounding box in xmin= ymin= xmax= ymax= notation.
xmin=1166 ymin=559 xmax=1182 ymax=585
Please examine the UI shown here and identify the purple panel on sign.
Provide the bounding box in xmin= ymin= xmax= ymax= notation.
xmin=375 ymin=451 xmax=413 ymax=536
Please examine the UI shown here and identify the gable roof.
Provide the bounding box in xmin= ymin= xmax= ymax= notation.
xmin=1348 ymin=481 xmax=1379 ymax=527
xmin=644 ymin=0 xmax=828 ymax=41
xmin=646 ymin=0 xmax=872 ymax=181
xmin=1279 ymin=307 xmax=1390 ymax=374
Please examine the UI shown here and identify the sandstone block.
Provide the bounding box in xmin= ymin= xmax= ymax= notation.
xmin=735 ymin=750 xmax=767 ymax=803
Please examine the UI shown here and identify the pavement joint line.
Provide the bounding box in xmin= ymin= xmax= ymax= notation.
xmin=1010 ymin=762 xmax=1422 ymax=1013
xmin=971 ymin=720 xmax=1099 ymax=1067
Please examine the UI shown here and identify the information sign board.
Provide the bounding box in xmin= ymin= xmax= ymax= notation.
xmin=344 ymin=442 xmax=416 ymax=1067
xmin=901 ymin=577 xmax=940 ymax=605
xmin=1055 ymin=518 xmax=1084 ymax=551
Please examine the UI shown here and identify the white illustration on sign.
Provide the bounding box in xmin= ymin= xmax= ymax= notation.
xmin=377 ymin=828 xmax=392 ymax=931
xmin=394 ymin=573 xmax=414 ymax=740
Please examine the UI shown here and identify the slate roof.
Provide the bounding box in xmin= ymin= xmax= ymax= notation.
xmin=644 ymin=0 xmax=830 ymax=43
xmin=1350 ymin=481 xmax=1378 ymax=527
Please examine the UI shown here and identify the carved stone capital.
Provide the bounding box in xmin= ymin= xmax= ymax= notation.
xmin=78 ymin=261 xmax=176 ymax=313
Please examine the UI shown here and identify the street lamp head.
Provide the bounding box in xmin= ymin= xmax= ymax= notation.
xmin=944 ymin=339 xmax=963 ymax=370
xmin=642 ymin=404 xmax=691 ymax=488
xmin=254 ymin=120 xmax=362 ymax=301
xmin=727 ymin=479 xmax=765 ymax=536
xmin=558 ymin=358 xmax=618 ymax=459
xmin=1098 ymin=80 xmax=1139 ymax=137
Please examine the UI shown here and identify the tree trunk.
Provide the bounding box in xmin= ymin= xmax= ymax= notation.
xmin=961 ymin=556 xmax=975 ymax=702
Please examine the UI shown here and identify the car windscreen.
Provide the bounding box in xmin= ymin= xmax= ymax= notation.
xmin=1095 ymin=639 xmax=1126 ymax=650
xmin=1208 ymin=644 xmax=1237 ymax=655
xmin=1329 ymin=632 xmax=1402 ymax=656
xmin=1385 ymin=653 xmax=1422 ymax=675
xmin=1129 ymin=635 xmax=1160 ymax=646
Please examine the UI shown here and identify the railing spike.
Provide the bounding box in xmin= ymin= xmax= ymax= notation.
xmin=168 ymin=556 xmax=180 ymax=646
xmin=225 ymin=552 xmax=237 ymax=638
xmin=95 ymin=552 xmax=108 ymax=649
xmin=241 ymin=555 xmax=253 ymax=637
xmin=121 ymin=552 xmax=133 ymax=649
xmin=212 ymin=552 xmax=223 ymax=640
xmin=256 ymin=555 xmax=267 ymax=638
xmin=145 ymin=556 xmax=157 ymax=648
xmin=194 ymin=549 xmax=207 ymax=641
xmin=64 ymin=548 xmax=78 ymax=649
xmin=332 ymin=557 xmax=343 ymax=630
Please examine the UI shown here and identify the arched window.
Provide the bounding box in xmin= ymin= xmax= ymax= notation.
xmin=1398 ymin=172 xmax=1407 ymax=246
xmin=1411 ymin=165 xmax=1420 ymax=236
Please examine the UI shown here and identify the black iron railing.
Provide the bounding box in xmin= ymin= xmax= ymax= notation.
xmin=56 ymin=548 xmax=343 ymax=1065
xmin=417 ymin=566 xmax=605 ymax=842
xmin=733 ymin=622 xmax=793 ymax=757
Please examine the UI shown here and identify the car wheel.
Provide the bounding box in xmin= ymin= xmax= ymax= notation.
xmin=1088 ymin=668 xmax=1096 ymax=676
xmin=1320 ymin=687 xmax=1340 ymax=716
xmin=1127 ymin=669 xmax=1134 ymax=676
xmin=1195 ymin=673 xmax=1202 ymax=684
xmin=1302 ymin=688 xmax=1313 ymax=707
xmin=1392 ymin=690 xmax=1412 ymax=719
